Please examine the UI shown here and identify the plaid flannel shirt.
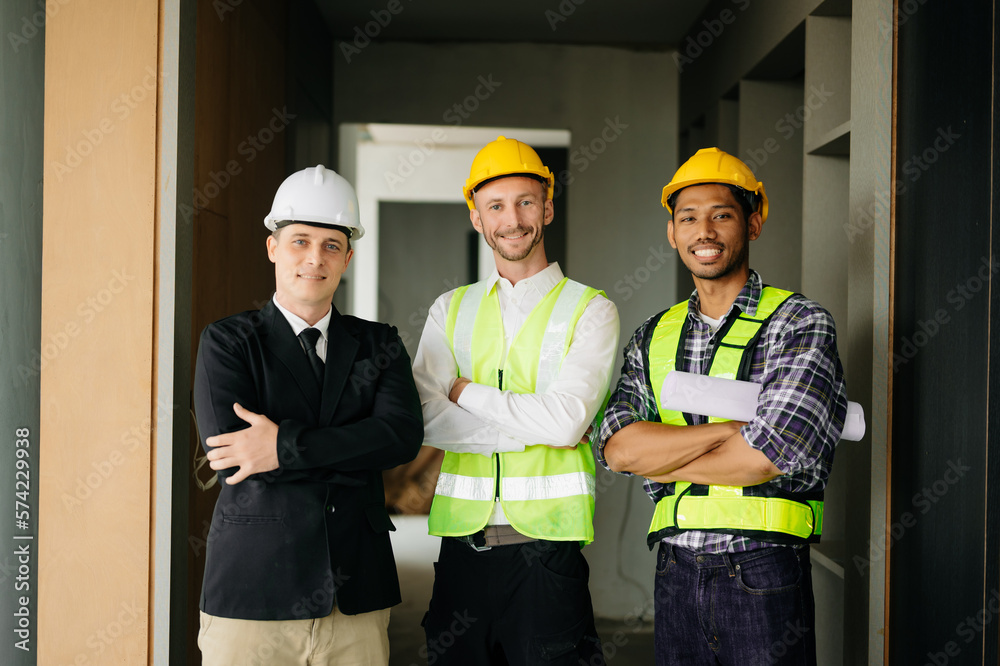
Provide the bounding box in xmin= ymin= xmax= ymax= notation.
xmin=595 ymin=270 xmax=848 ymax=553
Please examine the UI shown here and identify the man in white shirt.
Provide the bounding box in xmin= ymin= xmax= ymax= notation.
xmin=412 ymin=137 xmax=619 ymax=665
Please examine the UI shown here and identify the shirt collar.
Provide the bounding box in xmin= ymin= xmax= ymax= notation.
xmin=272 ymin=295 xmax=332 ymax=341
xmin=485 ymin=262 xmax=564 ymax=297
xmin=687 ymin=269 xmax=764 ymax=324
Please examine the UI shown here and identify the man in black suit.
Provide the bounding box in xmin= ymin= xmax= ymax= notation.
xmin=194 ymin=165 xmax=423 ymax=665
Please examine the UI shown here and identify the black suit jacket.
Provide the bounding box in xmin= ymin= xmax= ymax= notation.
xmin=193 ymin=301 xmax=423 ymax=620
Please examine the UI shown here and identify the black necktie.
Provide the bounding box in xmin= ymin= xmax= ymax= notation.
xmin=298 ymin=328 xmax=324 ymax=386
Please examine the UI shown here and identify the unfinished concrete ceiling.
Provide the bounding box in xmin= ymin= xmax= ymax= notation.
xmin=313 ymin=0 xmax=712 ymax=50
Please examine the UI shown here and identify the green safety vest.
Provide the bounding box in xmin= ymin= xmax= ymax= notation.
xmin=427 ymin=277 xmax=601 ymax=543
xmin=645 ymin=286 xmax=825 ymax=548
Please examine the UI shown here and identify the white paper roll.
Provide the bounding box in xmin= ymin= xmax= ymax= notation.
xmin=661 ymin=371 xmax=866 ymax=441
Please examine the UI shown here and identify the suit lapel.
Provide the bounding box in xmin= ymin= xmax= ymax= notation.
xmin=321 ymin=307 xmax=359 ymax=425
xmin=261 ymin=301 xmax=322 ymax=419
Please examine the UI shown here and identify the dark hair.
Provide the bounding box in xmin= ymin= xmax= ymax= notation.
xmin=668 ymin=183 xmax=759 ymax=222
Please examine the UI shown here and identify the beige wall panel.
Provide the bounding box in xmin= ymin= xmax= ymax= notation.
xmin=40 ymin=0 xmax=159 ymax=664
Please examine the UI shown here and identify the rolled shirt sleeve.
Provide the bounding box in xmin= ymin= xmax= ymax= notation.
xmin=740 ymin=302 xmax=848 ymax=490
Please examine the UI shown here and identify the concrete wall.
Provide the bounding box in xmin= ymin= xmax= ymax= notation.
xmin=378 ymin=201 xmax=472 ymax=358
xmin=0 ymin=2 xmax=45 ymax=663
xmin=673 ymin=0 xmax=893 ymax=660
xmin=334 ymin=41 xmax=678 ymax=618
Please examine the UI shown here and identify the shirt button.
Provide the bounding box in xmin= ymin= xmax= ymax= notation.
xmin=327 ymin=505 xmax=335 ymax=513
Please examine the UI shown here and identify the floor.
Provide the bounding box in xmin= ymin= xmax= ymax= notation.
xmin=387 ymin=515 xmax=654 ymax=665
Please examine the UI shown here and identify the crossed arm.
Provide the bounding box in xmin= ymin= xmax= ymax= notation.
xmin=412 ymin=292 xmax=620 ymax=455
xmin=598 ymin=303 xmax=845 ymax=488
xmin=194 ymin=322 xmax=423 ymax=485
xmin=603 ymin=420 xmax=781 ymax=487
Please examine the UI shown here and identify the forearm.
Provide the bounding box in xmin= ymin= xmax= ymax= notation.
xmin=280 ymin=413 xmax=423 ymax=472
xmin=603 ymin=420 xmax=738 ymax=477
xmin=413 ymin=296 xmax=527 ymax=455
xmin=647 ymin=432 xmax=782 ymax=486
xmin=279 ymin=346 xmax=425 ymax=473
xmin=421 ymin=401 xmax=525 ymax=455
xmin=456 ymin=298 xmax=619 ymax=447
xmin=458 ymin=384 xmax=598 ymax=447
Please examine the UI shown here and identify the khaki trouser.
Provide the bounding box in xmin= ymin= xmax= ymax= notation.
xmin=198 ymin=607 xmax=390 ymax=666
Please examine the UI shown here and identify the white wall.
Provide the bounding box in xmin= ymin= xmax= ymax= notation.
xmin=334 ymin=41 xmax=679 ymax=618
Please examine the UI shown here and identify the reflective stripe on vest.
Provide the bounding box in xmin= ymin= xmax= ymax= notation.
xmin=427 ymin=277 xmax=600 ymax=542
xmin=435 ymin=471 xmax=596 ymax=502
xmin=645 ymin=287 xmax=825 ymax=547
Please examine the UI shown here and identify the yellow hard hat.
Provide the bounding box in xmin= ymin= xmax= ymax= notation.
xmin=463 ymin=136 xmax=554 ymax=210
xmin=661 ymin=147 xmax=768 ymax=222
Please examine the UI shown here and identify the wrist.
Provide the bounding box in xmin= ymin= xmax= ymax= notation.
xmin=449 ymin=377 xmax=470 ymax=403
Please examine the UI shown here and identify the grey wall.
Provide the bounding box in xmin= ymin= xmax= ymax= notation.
xmin=0 ymin=2 xmax=44 ymax=664
xmin=334 ymin=41 xmax=679 ymax=618
xmin=377 ymin=201 xmax=471 ymax=358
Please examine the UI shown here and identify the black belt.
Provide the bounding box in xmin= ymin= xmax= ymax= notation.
xmin=457 ymin=525 xmax=538 ymax=551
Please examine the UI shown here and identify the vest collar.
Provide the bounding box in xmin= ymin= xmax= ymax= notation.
xmin=485 ymin=262 xmax=564 ymax=298
xmin=687 ymin=269 xmax=764 ymax=326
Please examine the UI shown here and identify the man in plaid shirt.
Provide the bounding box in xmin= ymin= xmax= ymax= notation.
xmin=597 ymin=148 xmax=847 ymax=665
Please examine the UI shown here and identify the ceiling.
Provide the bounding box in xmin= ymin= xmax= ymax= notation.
xmin=313 ymin=0 xmax=713 ymax=50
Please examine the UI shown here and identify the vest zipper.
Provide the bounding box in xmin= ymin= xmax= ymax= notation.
xmin=494 ymin=453 xmax=501 ymax=501
xmin=495 ymin=372 xmax=503 ymax=501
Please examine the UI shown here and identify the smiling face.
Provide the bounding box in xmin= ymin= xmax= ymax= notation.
xmin=667 ymin=183 xmax=763 ymax=287
xmin=470 ymin=175 xmax=553 ymax=273
xmin=266 ymin=223 xmax=353 ymax=324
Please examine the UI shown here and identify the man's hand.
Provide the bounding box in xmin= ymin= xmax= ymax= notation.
xmin=205 ymin=403 xmax=279 ymax=485
xmin=449 ymin=377 xmax=472 ymax=403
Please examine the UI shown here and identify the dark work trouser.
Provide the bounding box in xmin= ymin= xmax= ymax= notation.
xmin=422 ymin=537 xmax=605 ymax=665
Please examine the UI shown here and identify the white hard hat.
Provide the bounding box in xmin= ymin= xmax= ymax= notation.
xmin=263 ymin=165 xmax=365 ymax=240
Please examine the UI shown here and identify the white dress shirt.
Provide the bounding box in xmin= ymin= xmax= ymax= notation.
xmin=273 ymin=295 xmax=332 ymax=362
xmin=412 ymin=263 xmax=620 ymax=457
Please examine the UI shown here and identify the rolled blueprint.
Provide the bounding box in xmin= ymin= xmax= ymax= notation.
xmin=661 ymin=371 xmax=866 ymax=441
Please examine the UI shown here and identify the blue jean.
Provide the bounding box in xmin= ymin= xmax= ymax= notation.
xmin=654 ymin=542 xmax=816 ymax=666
